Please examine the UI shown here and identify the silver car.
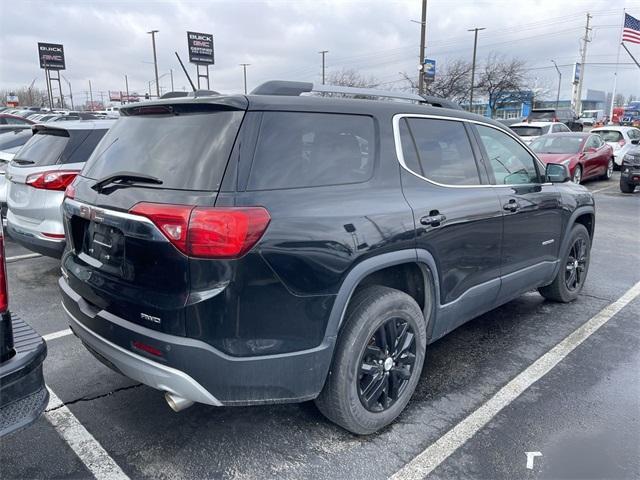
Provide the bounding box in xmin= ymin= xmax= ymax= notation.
xmin=6 ymin=121 xmax=113 ymax=257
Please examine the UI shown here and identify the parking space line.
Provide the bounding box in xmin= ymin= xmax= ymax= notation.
xmin=43 ymin=328 xmax=73 ymax=342
xmin=590 ymin=185 xmax=612 ymax=194
xmin=6 ymin=253 xmax=42 ymax=263
xmin=45 ymin=387 xmax=130 ymax=480
xmin=390 ymin=281 xmax=640 ymax=480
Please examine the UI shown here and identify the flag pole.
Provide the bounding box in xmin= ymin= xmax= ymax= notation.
xmin=608 ymin=9 xmax=624 ymax=124
xmin=622 ymin=43 xmax=640 ymax=69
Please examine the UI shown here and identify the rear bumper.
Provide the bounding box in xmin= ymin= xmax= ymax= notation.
xmin=59 ymin=277 xmax=334 ymax=406
xmin=0 ymin=314 xmax=48 ymax=437
xmin=6 ymin=217 xmax=65 ymax=258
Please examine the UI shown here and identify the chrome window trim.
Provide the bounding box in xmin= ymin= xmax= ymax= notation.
xmin=392 ymin=113 xmax=552 ymax=189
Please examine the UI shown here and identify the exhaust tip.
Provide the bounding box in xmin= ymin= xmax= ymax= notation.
xmin=164 ymin=392 xmax=194 ymax=412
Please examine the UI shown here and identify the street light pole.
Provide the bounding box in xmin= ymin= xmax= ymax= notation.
xmin=239 ymin=64 xmax=250 ymax=94
xmin=124 ymin=74 xmax=129 ymax=103
xmin=551 ymin=60 xmax=562 ymax=109
xmin=417 ymin=0 xmax=427 ymax=95
xmin=319 ymin=50 xmax=328 ymax=84
xmin=60 ymin=73 xmax=74 ymax=110
xmin=147 ymin=30 xmax=160 ymax=98
xmin=170 ymin=68 xmax=174 ymax=92
xmin=88 ymin=80 xmax=94 ymax=111
xmin=468 ymin=27 xmax=486 ymax=111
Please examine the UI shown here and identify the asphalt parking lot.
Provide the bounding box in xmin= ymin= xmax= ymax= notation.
xmin=1 ymin=173 xmax=639 ymax=480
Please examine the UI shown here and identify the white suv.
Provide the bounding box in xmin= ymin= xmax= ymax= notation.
xmin=510 ymin=121 xmax=571 ymax=144
xmin=591 ymin=126 xmax=640 ymax=167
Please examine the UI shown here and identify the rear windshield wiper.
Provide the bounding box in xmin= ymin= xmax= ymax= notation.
xmin=11 ymin=159 xmax=35 ymax=165
xmin=91 ymin=171 xmax=163 ymax=192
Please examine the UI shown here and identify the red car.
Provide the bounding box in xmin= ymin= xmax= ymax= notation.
xmin=529 ymin=132 xmax=615 ymax=184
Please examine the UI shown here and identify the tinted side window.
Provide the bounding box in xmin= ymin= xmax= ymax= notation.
xmin=402 ymin=118 xmax=481 ymax=185
xmin=584 ymin=136 xmax=599 ymax=150
xmin=476 ymin=125 xmax=541 ymax=185
xmin=60 ymin=129 xmax=108 ymax=164
xmin=628 ymin=129 xmax=640 ymax=140
xmin=5 ymin=117 xmax=29 ymax=125
xmin=247 ymin=112 xmax=374 ymax=190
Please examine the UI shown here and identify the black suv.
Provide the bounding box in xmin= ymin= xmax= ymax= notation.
xmin=620 ymin=144 xmax=640 ymax=193
xmin=58 ymin=82 xmax=595 ymax=434
xmin=528 ymin=108 xmax=582 ymax=132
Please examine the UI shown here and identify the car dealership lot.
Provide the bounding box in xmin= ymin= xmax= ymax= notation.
xmin=1 ymin=174 xmax=639 ymax=479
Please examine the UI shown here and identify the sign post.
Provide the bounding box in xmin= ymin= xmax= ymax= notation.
xmin=186 ymin=31 xmax=214 ymax=89
xmin=423 ymin=58 xmax=436 ymax=84
xmin=38 ymin=42 xmax=66 ymax=109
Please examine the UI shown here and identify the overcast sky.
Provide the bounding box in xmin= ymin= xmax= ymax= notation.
xmin=1 ymin=0 xmax=639 ymax=104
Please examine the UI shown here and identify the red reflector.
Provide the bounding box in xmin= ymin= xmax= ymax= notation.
xmin=0 ymin=232 xmax=8 ymax=312
xmin=26 ymin=170 xmax=79 ymax=191
xmin=132 ymin=340 xmax=163 ymax=357
xmin=41 ymin=232 xmax=66 ymax=239
xmin=129 ymin=203 xmax=271 ymax=259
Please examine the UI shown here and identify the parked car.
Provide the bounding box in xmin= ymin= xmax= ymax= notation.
xmin=0 ymin=114 xmax=35 ymax=132
xmin=530 ymin=132 xmax=614 ymax=184
xmin=590 ymin=126 xmax=640 ymax=167
xmin=619 ymin=144 xmax=640 ymax=193
xmin=510 ymin=121 xmax=570 ymax=144
xmin=0 ymin=129 xmax=35 ymax=216
xmin=496 ymin=117 xmax=525 ymax=127
xmin=6 ymin=121 xmax=114 ymax=257
xmin=528 ymin=108 xmax=582 ymax=131
xmin=58 ymin=82 xmax=594 ymax=435
xmin=0 ymin=223 xmax=48 ymax=436
xmin=578 ymin=109 xmax=605 ymax=127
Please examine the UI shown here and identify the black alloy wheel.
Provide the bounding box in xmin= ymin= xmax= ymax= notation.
xmin=565 ymin=236 xmax=588 ymax=291
xmin=358 ymin=317 xmax=416 ymax=412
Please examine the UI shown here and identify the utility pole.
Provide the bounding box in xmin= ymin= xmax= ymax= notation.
xmin=88 ymin=80 xmax=94 ymax=111
xmin=147 ymin=29 xmax=160 ymax=98
xmin=319 ymin=50 xmax=328 ymax=84
xmin=468 ymin=27 xmax=486 ymax=111
xmin=124 ymin=74 xmax=129 ymax=103
xmin=417 ymin=0 xmax=427 ymax=95
xmin=61 ymin=74 xmax=74 ymax=110
xmin=239 ymin=63 xmax=250 ymax=94
xmin=551 ymin=60 xmax=561 ymax=109
xmin=170 ymin=68 xmax=174 ymax=91
xmin=572 ymin=13 xmax=591 ymax=115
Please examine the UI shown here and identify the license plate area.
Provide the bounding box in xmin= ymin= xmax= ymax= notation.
xmin=82 ymin=221 xmax=125 ymax=271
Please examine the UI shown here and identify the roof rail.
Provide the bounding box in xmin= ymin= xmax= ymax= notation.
xmin=189 ymin=89 xmax=220 ymax=98
xmin=250 ymin=80 xmax=462 ymax=110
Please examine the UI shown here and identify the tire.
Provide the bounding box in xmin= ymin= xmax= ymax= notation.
xmin=620 ymin=180 xmax=636 ymax=193
xmin=538 ymin=224 xmax=591 ymax=302
xmin=601 ymin=158 xmax=614 ymax=180
xmin=315 ymin=285 xmax=427 ymax=435
xmin=571 ymin=165 xmax=583 ymax=184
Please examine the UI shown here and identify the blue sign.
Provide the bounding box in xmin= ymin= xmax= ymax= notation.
xmin=573 ymin=63 xmax=581 ymax=84
xmin=423 ymin=59 xmax=436 ymax=82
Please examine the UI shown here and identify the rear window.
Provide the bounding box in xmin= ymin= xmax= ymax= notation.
xmin=530 ymin=136 xmax=584 ymax=154
xmin=594 ymin=130 xmax=623 ymax=142
xmin=247 ymin=112 xmax=375 ymax=190
xmin=83 ymin=108 xmax=244 ymax=191
xmin=510 ymin=126 xmax=543 ymax=137
xmin=12 ymin=128 xmax=106 ymax=167
xmin=529 ymin=110 xmax=554 ymax=120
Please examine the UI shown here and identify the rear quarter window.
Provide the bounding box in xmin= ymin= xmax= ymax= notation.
xmin=247 ymin=112 xmax=375 ymax=190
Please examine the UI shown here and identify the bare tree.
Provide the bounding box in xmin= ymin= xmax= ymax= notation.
xmin=0 ymin=86 xmax=49 ymax=107
xmin=400 ymin=59 xmax=472 ymax=105
xmin=628 ymin=94 xmax=637 ymax=104
xmin=476 ymin=54 xmax=527 ymax=116
xmin=327 ymin=68 xmax=379 ymax=88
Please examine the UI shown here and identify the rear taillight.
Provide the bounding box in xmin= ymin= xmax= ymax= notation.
xmin=129 ymin=203 xmax=271 ymax=259
xmin=0 ymin=229 xmax=8 ymax=312
xmin=26 ymin=170 xmax=80 ymax=191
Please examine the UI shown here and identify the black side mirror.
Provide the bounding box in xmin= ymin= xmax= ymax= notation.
xmin=546 ymin=163 xmax=570 ymax=183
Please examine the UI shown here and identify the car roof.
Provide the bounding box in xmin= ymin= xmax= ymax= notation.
xmin=538 ymin=132 xmax=591 ymax=138
xmin=119 ymin=92 xmax=509 ymax=131
xmin=511 ymin=121 xmax=556 ymax=127
xmin=32 ymin=119 xmax=116 ymax=132
xmin=591 ymin=126 xmax=638 ymax=132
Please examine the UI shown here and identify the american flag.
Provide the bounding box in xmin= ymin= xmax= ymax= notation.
xmin=622 ymin=13 xmax=640 ymax=44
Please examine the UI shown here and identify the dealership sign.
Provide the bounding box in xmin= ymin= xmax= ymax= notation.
xmin=38 ymin=42 xmax=65 ymax=70
xmin=187 ymin=31 xmax=214 ymax=64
